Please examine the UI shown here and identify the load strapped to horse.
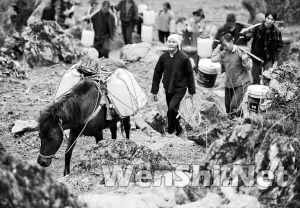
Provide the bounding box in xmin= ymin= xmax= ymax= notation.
xmin=37 ymin=57 xmax=147 ymax=175
xmin=55 ymin=57 xmax=147 ymax=120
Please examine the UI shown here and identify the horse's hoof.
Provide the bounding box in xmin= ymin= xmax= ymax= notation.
xmin=63 ymin=170 xmax=70 ymax=176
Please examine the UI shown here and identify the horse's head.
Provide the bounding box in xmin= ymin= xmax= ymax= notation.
xmin=37 ymin=112 xmax=64 ymax=167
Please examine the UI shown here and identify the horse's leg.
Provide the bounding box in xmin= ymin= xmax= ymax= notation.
xmin=110 ymin=123 xmax=117 ymax=139
xmin=123 ymin=117 xmax=130 ymax=139
xmin=64 ymin=129 xmax=80 ymax=176
xmin=95 ymin=130 xmax=103 ymax=143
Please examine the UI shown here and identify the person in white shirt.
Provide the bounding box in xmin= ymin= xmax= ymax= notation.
xmin=157 ymin=2 xmax=173 ymax=43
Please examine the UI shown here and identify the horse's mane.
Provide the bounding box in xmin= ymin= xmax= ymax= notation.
xmin=38 ymin=79 xmax=96 ymax=134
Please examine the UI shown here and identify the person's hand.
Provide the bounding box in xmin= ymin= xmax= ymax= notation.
xmin=186 ymin=93 xmax=193 ymax=100
xmin=152 ymin=94 xmax=158 ymax=102
xmin=241 ymin=52 xmax=248 ymax=61
xmin=216 ymin=43 xmax=222 ymax=50
xmin=273 ymin=61 xmax=278 ymax=68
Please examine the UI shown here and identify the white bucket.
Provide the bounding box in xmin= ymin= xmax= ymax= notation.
xmin=141 ymin=25 xmax=153 ymax=43
xmin=248 ymin=85 xmax=269 ymax=99
xmin=143 ymin=10 xmax=156 ymax=26
xmin=197 ymin=38 xmax=213 ymax=58
xmin=138 ymin=4 xmax=148 ymax=14
xmin=247 ymin=85 xmax=270 ymax=113
xmin=55 ymin=66 xmax=82 ymax=100
xmin=106 ymin=68 xmax=147 ymax=117
xmin=81 ymin=29 xmax=94 ymax=47
xmin=197 ymin=59 xmax=220 ymax=88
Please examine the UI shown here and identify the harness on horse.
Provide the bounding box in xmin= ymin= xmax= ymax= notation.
xmin=72 ymin=58 xmax=119 ymax=121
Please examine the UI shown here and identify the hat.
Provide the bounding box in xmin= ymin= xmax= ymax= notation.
xmin=167 ymin=34 xmax=182 ymax=50
xmin=192 ymin=9 xmax=205 ymax=19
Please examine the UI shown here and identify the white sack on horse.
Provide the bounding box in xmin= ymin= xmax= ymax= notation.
xmin=106 ymin=68 xmax=147 ymax=117
xmin=54 ymin=64 xmax=81 ymax=100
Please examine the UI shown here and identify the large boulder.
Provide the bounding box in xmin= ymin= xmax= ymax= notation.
xmin=120 ymin=42 xmax=167 ymax=63
xmin=23 ymin=21 xmax=81 ymax=67
xmin=121 ymin=43 xmax=151 ymax=62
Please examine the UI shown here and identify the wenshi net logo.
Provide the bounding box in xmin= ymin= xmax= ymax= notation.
xmin=100 ymin=164 xmax=289 ymax=189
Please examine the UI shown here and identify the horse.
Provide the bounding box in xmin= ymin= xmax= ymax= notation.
xmin=37 ymin=79 xmax=130 ymax=176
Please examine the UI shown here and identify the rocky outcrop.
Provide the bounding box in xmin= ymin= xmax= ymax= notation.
xmin=0 ymin=143 xmax=84 ymax=208
xmin=242 ymin=0 xmax=300 ymax=24
xmin=23 ymin=21 xmax=81 ymax=67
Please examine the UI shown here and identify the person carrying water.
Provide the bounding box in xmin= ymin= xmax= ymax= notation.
xmin=212 ymin=13 xmax=247 ymax=50
xmin=157 ymin=2 xmax=173 ymax=43
xmin=89 ymin=1 xmax=116 ymax=58
xmin=151 ymin=34 xmax=196 ymax=137
xmin=211 ymin=33 xmax=252 ymax=118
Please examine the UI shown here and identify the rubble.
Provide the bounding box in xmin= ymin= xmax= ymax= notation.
xmin=0 ymin=142 xmax=84 ymax=208
xmin=11 ymin=119 xmax=38 ymax=135
xmin=71 ymin=139 xmax=173 ymax=182
xmin=0 ymin=55 xmax=25 ymax=78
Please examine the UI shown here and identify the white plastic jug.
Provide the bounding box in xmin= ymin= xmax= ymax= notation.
xmin=197 ymin=38 xmax=213 ymax=58
xmin=55 ymin=66 xmax=82 ymax=100
xmin=107 ymin=68 xmax=147 ymax=117
xmin=81 ymin=29 xmax=94 ymax=47
xmin=169 ymin=19 xmax=176 ymax=33
xmin=138 ymin=4 xmax=148 ymax=14
xmin=143 ymin=10 xmax=156 ymax=26
xmin=141 ymin=25 xmax=153 ymax=43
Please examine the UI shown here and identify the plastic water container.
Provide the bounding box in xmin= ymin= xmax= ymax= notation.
xmin=141 ymin=25 xmax=153 ymax=43
xmin=197 ymin=38 xmax=213 ymax=58
xmin=197 ymin=58 xmax=220 ymax=88
xmin=169 ymin=19 xmax=176 ymax=33
xmin=143 ymin=10 xmax=156 ymax=25
xmin=247 ymin=85 xmax=269 ymax=114
xmin=81 ymin=29 xmax=94 ymax=47
xmin=107 ymin=68 xmax=147 ymax=117
xmin=55 ymin=67 xmax=81 ymax=100
xmin=138 ymin=4 xmax=148 ymax=14
xmin=282 ymin=36 xmax=292 ymax=61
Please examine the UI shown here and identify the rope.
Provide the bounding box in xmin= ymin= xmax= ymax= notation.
xmin=64 ymin=81 xmax=101 ymax=155
xmin=106 ymin=70 xmax=142 ymax=116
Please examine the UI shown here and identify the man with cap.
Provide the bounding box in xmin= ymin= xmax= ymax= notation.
xmin=212 ymin=13 xmax=247 ymax=49
xmin=151 ymin=34 xmax=196 ymax=137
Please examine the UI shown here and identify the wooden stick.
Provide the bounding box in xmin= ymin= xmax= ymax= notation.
xmin=238 ymin=47 xmax=264 ymax=63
